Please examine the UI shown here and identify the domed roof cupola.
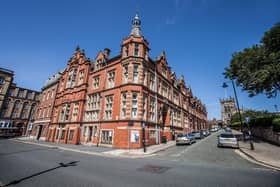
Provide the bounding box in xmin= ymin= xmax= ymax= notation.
xmin=130 ymin=13 xmax=142 ymax=37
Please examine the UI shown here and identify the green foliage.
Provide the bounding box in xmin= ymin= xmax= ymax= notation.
xmin=224 ymin=22 xmax=280 ymax=98
xmin=230 ymin=110 xmax=280 ymax=132
xmin=272 ymin=118 xmax=280 ymax=132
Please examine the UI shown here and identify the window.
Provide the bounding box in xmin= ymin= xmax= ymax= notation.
xmin=72 ymin=103 xmax=79 ymax=121
xmin=0 ymin=99 xmax=10 ymax=118
xmin=123 ymin=65 xmax=128 ymax=83
xmin=65 ymin=104 xmax=70 ymax=121
xmin=162 ymin=82 xmax=168 ymax=98
xmin=96 ymin=59 xmax=103 ymax=70
xmin=60 ymin=104 xmax=70 ymax=122
xmin=60 ymin=130 xmax=65 ymax=140
xmin=174 ymin=91 xmax=179 ymax=105
xmin=149 ymin=130 xmax=156 ymax=138
xmin=8 ymin=88 xmax=14 ymax=96
xmin=142 ymin=95 xmax=147 ymax=120
xmin=85 ymin=93 xmax=101 ymax=121
xmin=133 ymin=64 xmax=138 ymax=83
xmin=93 ymin=76 xmax=100 ymax=89
xmin=149 ymin=73 xmax=155 ymax=91
xmin=121 ymin=92 xmax=127 ymax=119
xmin=107 ymin=71 xmax=115 ymax=88
xmin=149 ymin=97 xmax=155 ymax=121
xmin=143 ymin=68 xmax=147 ymax=86
xmin=27 ymin=92 xmax=33 ymax=100
xmin=12 ymin=100 xmax=21 ymax=118
xmin=101 ymin=130 xmax=113 ymax=144
xmin=162 ymin=66 xmax=167 ymax=77
xmin=158 ymin=79 xmax=162 ymax=94
xmin=78 ymin=70 xmax=84 ymax=85
xmin=131 ymin=92 xmax=138 ymax=118
xmin=105 ymin=95 xmax=113 ymax=120
xmin=18 ymin=90 xmax=24 ymax=98
xmin=21 ymin=102 xmax=29 ymax=119
xmin=134 ymin=43 xmax=139 ymax=56
xmin=68 ymin=130 xmax=74 ymax=141
xmin=66 ymin=69 xmax=77 ymax=88
xmin=0 ymin=77 xmax=4 ymax=85
xmin=125 ymin=45 xmax=129 ymax=57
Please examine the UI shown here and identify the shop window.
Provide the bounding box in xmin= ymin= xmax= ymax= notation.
xmin=68 ymin=130 xmax=74 ymax=141
xmin=101 ymin=130 xmax=113 ymax=144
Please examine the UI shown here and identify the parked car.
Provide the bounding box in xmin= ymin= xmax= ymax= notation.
xmin=192 ymin=131 xmax=204 ymax=139
xmin=201 ymin=130 xmax=210 ymax=137
xmin=217 ymin=133 xmax=239 ymax=148
xmin=176 ymin=133 xmax=196 ymax=145
xmin=210 ymin=127 xmax=218 ymax=132
xmin=224 ymin=127 xmax=232 ymax=133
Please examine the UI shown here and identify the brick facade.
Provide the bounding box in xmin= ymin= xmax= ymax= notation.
xmin=41 ymin=14 xmax=207 ymax=148
xmin=0 ymin=68 xmax=40 ymax=137
xmin=31 ymin=73 xmax=60 ymax=140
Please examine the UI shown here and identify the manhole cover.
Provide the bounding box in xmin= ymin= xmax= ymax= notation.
xmin=137 ymin=164 xmax=171 ymax=174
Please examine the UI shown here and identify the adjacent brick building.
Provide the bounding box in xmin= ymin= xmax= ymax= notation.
xmin=0 ymin=67 xmax=40 ymax=137
xmin=43 ymin=14 xmax=207 ymax=148
xmin=31 ymin=72 xmax=61 ymax=140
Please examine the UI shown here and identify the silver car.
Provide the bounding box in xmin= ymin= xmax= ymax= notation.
xmin=217 ymin=133 xmax=239 ymax=148
xmin=176 ymin=133 xmax=196 ymax=145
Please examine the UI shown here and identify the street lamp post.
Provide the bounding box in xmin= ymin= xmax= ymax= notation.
xmin=245 ymin=116 xmax=254 ymax=150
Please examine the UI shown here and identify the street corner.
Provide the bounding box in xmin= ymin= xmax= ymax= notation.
xmin=234 ymin=149 xmax=280 ymax=172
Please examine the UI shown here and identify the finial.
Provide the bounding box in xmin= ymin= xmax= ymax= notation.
xmin=75 ymin=45 xmax=80 ymax=51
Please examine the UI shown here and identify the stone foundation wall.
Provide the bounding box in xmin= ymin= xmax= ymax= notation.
xmin=251 ymin=126 xmax=280 ymax=146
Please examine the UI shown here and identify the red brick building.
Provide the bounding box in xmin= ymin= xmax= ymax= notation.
xmin=44 ymin=14 xmax=207 ymax=148
xmin=31 ymin=72 xmax=60 ymax=140
xmin=0 ymin=67 xmax=40 ymax=137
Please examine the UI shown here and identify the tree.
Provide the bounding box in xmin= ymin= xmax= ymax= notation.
xmin=224 ymin=22 xmax=280 ymax=98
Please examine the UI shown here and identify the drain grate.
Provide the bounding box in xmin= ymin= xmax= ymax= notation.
xmin=137 ymin=164 xmax=171 ymax=174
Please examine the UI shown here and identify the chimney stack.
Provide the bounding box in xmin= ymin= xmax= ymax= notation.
xmin=104 ymin=48 xmax=111 ymax=59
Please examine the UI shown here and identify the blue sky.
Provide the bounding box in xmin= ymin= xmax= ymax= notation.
xmin=0 ymin=0 xmax=279 ymax=119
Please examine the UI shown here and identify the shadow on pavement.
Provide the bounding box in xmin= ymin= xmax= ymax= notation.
xmin=1 ymin=161 xmax=79 ymax=187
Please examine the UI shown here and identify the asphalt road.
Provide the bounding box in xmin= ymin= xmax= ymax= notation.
xmin=152 ymin=130 xmax=261 ymax=169
xmin=0 ymin=137 xmax=279 ymax=187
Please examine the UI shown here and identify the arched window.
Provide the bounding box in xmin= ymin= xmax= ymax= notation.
xmin=21 ymin=102 xmax=29 ymax=119
xmin=0 ymin=99 xmax=10 ymax=117
xmin=12 ymin=100 xmax=21 ymax=118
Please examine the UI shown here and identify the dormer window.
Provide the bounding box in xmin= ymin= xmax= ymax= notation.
xmin=96 ymin=59 xmax=102 ymax=70
xmin=134 ymin=43 xmax=139 ymax=56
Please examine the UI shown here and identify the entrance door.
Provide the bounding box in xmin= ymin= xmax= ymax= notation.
xmin=88 ymin=126 xmax=93 ymax=142
xmin=36 ymin=125 xmax=42 ymax=140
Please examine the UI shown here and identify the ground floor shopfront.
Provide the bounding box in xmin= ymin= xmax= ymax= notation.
xmin=31 ymin=120 xmax=49 ymax=141
xmin=45 ymin=121 xmax=188 ymax=149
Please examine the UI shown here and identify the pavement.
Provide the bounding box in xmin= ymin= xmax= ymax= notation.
xmin=232 ymin=130 xmax=280 ymax=171
xmin=13 ymin=136 xmax=175 ymax=158
xmin=1 ymin=139 xmax=279 ymax=187
xmin=12 ymin=132 xmax=280 ymax=170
